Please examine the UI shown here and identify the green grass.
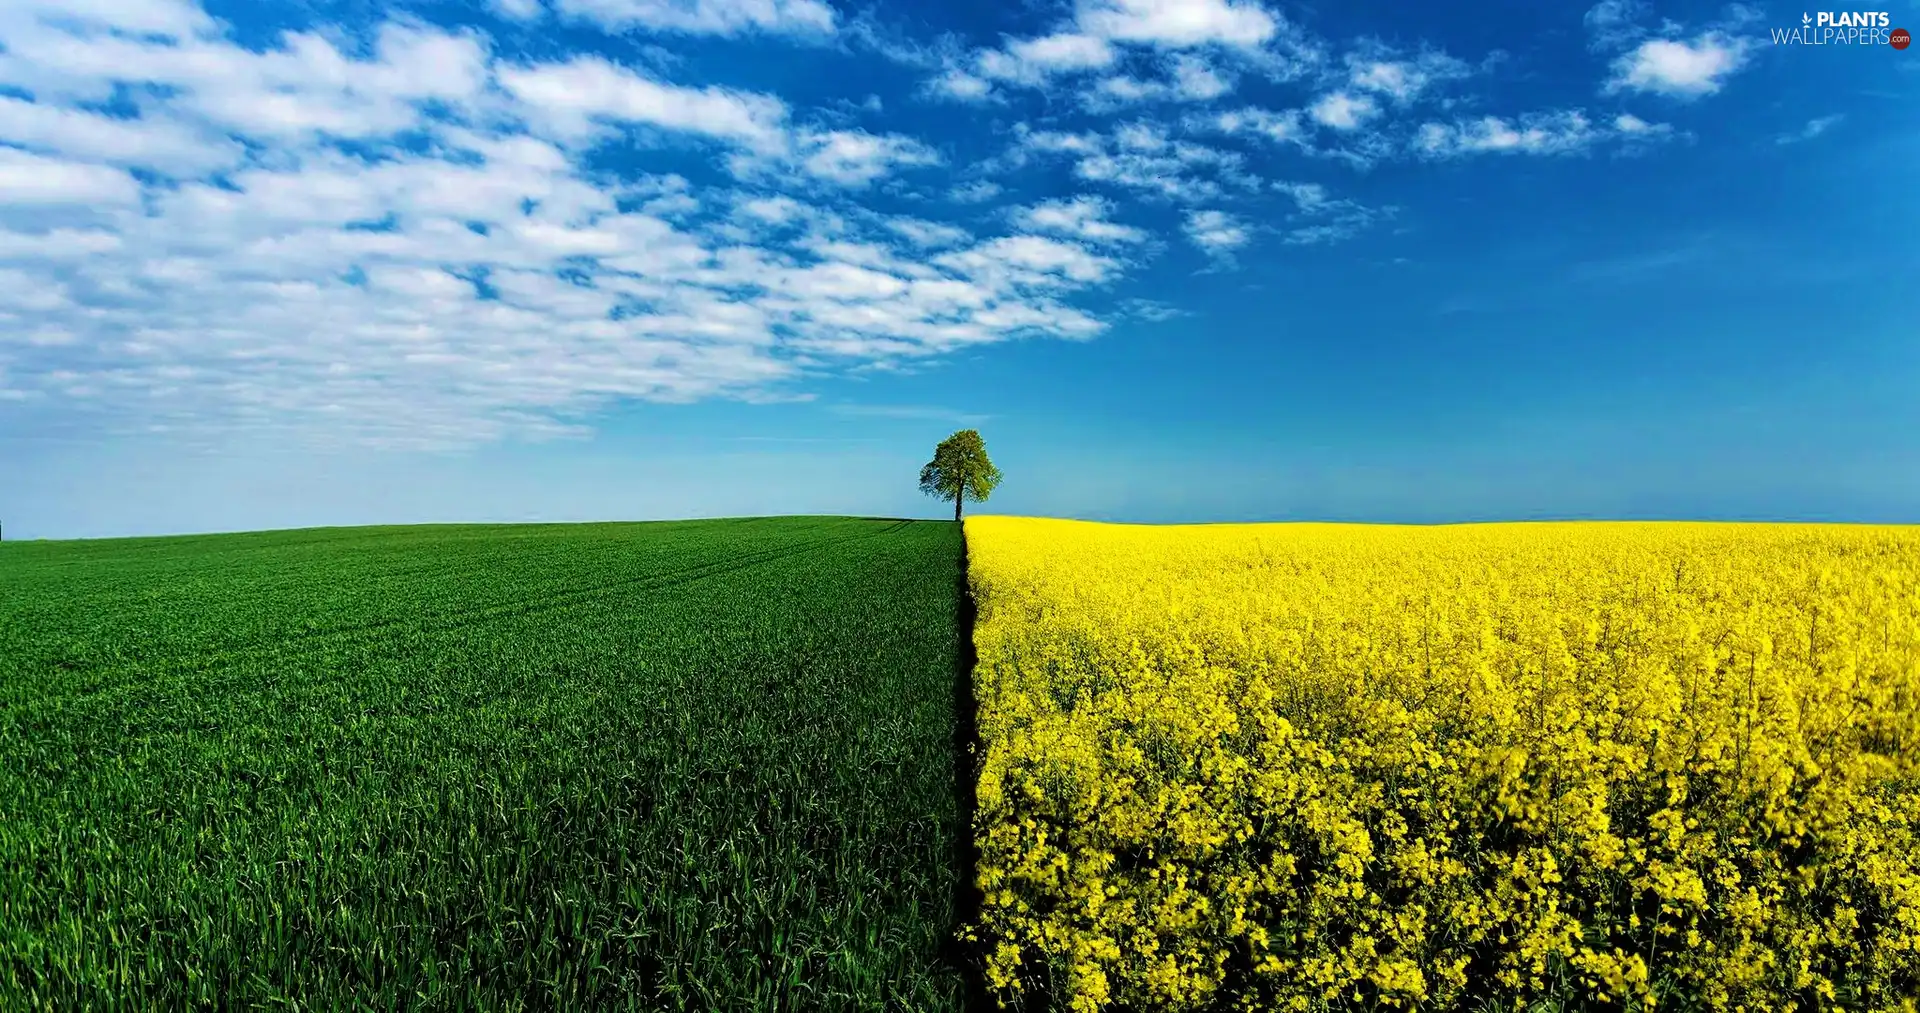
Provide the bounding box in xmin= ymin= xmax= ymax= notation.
xmin=0 ymin=518 xmax=972 ymax=1011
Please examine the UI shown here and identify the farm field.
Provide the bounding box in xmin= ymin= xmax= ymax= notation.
xmin=7 ymin=514 xmax=1920 ymax=1013
xmin=0 ymin=518 xmax=971 ymax=1011
xmin=964 ymin=518 xmax=1920 ymax=1013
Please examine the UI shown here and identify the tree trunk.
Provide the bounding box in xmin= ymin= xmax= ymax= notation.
xmin=954 ymin=481 xmax=964 ymax=522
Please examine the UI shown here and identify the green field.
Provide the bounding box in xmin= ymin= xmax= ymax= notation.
xmin=0 ymin=518 xmax=975 ymax=1011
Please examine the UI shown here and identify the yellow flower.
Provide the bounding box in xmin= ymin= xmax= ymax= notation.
xmin=962 ymin=517 xmax=1920 ymax=1012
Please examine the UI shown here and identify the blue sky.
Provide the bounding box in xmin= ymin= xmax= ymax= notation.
xmin=1 ymin=0 xmax=1915 ymax=539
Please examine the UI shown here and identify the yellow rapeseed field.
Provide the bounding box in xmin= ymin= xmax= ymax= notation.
xmin=962 ymin=517 xmax=1920 ymax=1013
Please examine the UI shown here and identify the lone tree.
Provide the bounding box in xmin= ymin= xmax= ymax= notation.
xmin=920 ymin=429 xmax=1002 ymax=522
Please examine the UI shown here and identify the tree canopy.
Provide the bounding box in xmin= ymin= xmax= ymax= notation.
xmin=919 ymin=429 xmax=1002 ymax=521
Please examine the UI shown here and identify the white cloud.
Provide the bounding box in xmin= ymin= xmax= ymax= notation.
xmin=1280 ymin=224 xmax=1354 ymax=246
xmin=1078 ymin=152 xmax=1218 ymax=200
xmin=1183 ymin=208 xmax=1247 ymax=255
xmin=0 ymin=0 xmax=1725 ymax=452
xmin=1266 ymin=180 xmax=1384 ymax=244
xmin=1347 ymin=61 xmax=1415 ymax=99
xmin=1088 ymin=74 xmax=1165 ymax=106
xmin=0 ymin=19 xmax=492 ymax=141
xmin=1210 ymin=106 xmax=1307 ymax=145
xmin=885 ymin=217 xmax=972 ymax=247
xmin=1080 ymin=53 xmax=1231 ymax=110
xmin=1604 ymin=33 xmax=1751 ymax=98
xmin=1271 ymin=180 xmax=1329 ymax=211
xmin=1171 ymin=55 xmax=1231 ymax=99
xmin=0 ymin=228 xmax=123 ymax=260
xmin=791 ymin=129 xmax=940 ymax=186
xmin=1612 ymin=112 xmax=1674 ymax=139
xmin=1115 ymin=121 xmax=1170 ymax=151
xmin=1308 ymin=91 xmax=1379 ymax=130
xmin=949 ymin=180 xmax=1002 ymax=203
xmin=1583 ymin=0 xmax=1650 ymax=51
xmin=1415 ymin=111 xmax=1602 ymax=157
xmin=0 ymin=95 xmax=243 ymax=176
xmin=1013 ymin=196 xmax=1147 ymax=245
xmin=0 ymin=147 xmax=143 ymax=205
xmin=1077 ymin=0 xmax=1279 ymax=49
xmin=1016 ymin=127 xmax=1105 ymax=157
xmin=0 ymin=1 xmax=1136 ymax=450
xmin=927 ymin=0 xmax=1286 ymax=100
xmin=1613 ymin=112 xmax=1654 ymax=134
xmin=552 ymin=0 xmax=837 ymax=37
xmin=936 ymin=30 xmax=1115 ymax=101
xmin=497 ymin=55 xmax=790 ymax=150
xmin=1005 ymin=33 xmax=1117 ymax=75
xmin=491 ymin=0 xmax=546 ymax=19
xmin=930 ymin=69 xmax=993 ymax=102
xmin=1345 ymin=49 xmax=1472 ymax=103
xmin=1009 ymin=124 xmax=1257 ymax=202
xmin=10 ymin=0 xmax=218 ymax=40
xmin=1209 ymin=108 xmax=1396 ymax=171
xmin=1776 ymin=114 xmax=1842 ymax=145
xmin=1587 ymin=4 xmax=1758 ymax=99
xmin=1117 ymin=297 xmax=1186 ymax=321
xmin=935 ymin=234 xmax=1121 ymax=287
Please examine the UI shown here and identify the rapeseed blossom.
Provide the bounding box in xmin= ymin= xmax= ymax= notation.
xmin=963 ymin=518 xmax=1920 ymax=1012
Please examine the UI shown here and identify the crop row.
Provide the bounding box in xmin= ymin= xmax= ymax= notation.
xmin=0 ymin=518 xmax=969 ymax=1011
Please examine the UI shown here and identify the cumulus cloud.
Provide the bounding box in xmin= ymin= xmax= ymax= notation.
xmin=9 ymin=0 xmax=218 ymax=39
xmin=936 ymin=235 xmax=1122 ymax=287
xmin=884 ymin=217 xmax=972 ymax=247
xmin=1081 ymin=53 xmax=1233 ymax=110
xmin=949 ymin=180 xmax=1003 ymax=203
xmin=788 ymin=129 xmax=941 ymax=186
xmin=1583 ymin=0 xmax=1651 ymax=51
xmin=1087 ymin=74 xmax=1165 ymax=106
xmin=491 ymin=0 xmax=546 ymax=19
xmin=0 ymin=0 xmax=1122 ymax=448
xmin=1604 ymin=34 xmax=1751 ymax=98
xmin=1183 ymin=209 xmax=1248 ymax=257
xmin=933 ymin=33 xmax=1112 ymax=100
xmin=1171 ymin=55 xmax=1232 ymax=99
xmin=1001 ymin=32 xmax=1118 ymax=77
xmin=1414 ymin=111 xmax=1598 ymax=157
xmin=0 ymin=147 xmax=143 ymax=205
xmin=1202 ymin=104 xmax=1395 ymax=169
xmin=1209 ymin=106 xmax=1307 ymax=145
xmin=1151 ymin=41 xmax=1465 ymax=166
xmin=497 ymin=55 xmax=790 ymax=150
xmin=551 ymin=0 xmax=838 ymax=37
xmin=929 ymin=68 xmax=995 ymax=102
xmin=1077 ymin=0 xmax=1279 ymax=49
xmin=1134 ymin=38 xmax=1472 ymax=169
xmin=0 ymin=0 xmax=1733 ymax=447
xmin=1308 ymin=91 xmax=1379 ymax=130
xmin=0 ymin=94 xmax=244 ymax=176
xmin=1412 ymin=109 xmax=1671 ymax=158
xmin=1007 ymin=123 xmax=1259 ymax=202
xmin=1587 ymin=3 xmax=1759 ymax=99
xmin=1012 ymin=196 xmax=1148 ymax=245
xmin=927 ymin=0 xmax=1289 ymax=101
xmin=1612 ymin=112 xmax=1675 ymax=144
xmin=0 ymin=16 xmax=493 ymax=141
xmin=1343 ymin=47 xmax=1473 ymax=103
xmin=1612 ymin=112 xmax=1656 ymax=134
